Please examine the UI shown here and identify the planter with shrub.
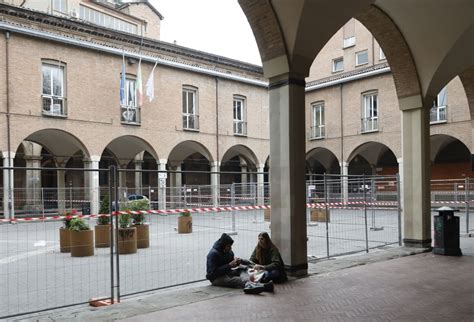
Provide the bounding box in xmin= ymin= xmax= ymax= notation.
xmin=117 ymin=213 xmax=137 ymax=254
xmin=95 ymin=195 xmax=111 ymax=248
xmin=178 ymin=211 xmax=192 ymax=234
xmin=59 ymin=210 xmax=76 ymax=253
xmin=122 ymin=198 xmax=150 ymax=249
xmin=69 ymin=217 xmax=94 ymax=257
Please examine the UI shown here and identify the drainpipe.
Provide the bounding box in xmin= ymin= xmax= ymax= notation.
xmin=215 ymin=77 xmax=220 ymax=162
xmin=5 ymin=30 xmax=13 ymax=217
xmin=340 ymin=83 xmax=344 ymax=167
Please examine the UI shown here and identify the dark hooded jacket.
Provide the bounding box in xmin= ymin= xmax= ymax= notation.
xmin=206 ymin=233 xmax=235 ymax=282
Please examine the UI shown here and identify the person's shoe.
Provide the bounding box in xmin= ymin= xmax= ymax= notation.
xmin=243 ymin=282 xmax=265 ymax=294
xmin=263 ymin=281 xmax=274 ymax=292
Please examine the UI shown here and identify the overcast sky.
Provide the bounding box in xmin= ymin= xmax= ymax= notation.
xmin=148 ymin=0 xmax=262 ymax=66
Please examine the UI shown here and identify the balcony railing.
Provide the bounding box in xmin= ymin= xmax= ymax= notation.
xmin=183 ymin=114 xmax=199 ymax=130
xmin=121 ymin=106 xmax=141 ymax=124
xmin=310 ymin=125 xmax=325 ymax=139
xmin=42 ymin=95 xmax=67 ymax=117
xmin=430 ymin=106 xmax=447 ymax=123
xmin=361 ymin=117 xmax=378 ymax=133
xmin=233 ymin=121 xmax=247 ymax=136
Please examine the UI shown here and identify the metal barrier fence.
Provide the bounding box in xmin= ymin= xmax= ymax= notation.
xmin=0 ymin=166 xmax=470 ymax=318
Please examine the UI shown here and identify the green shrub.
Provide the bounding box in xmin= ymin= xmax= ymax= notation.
xmin=121 ymin=199 xmax=150 ymax=225
xmin=99 ymin=195 xmax=110 ymax=214
xmin=69 ymin=217 xmax=90 ymax=231
xmin=180 ymin=211 xmax=191 ymax=217
xmin=118 ymin=213 xmax=132 ymax=229
xmin=97 ymin=215 xmax=110 ymax=225
xmin=62 ymin=209 xmax=78 ymax=229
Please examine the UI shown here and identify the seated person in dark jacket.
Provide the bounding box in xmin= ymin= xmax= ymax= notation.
xmin=206 ymin=233 xmax=249 ymax=288
xmin=248 ymin=232 xmax=287 ymax=283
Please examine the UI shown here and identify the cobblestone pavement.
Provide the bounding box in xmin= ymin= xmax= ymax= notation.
xmin=24 ymin=247 xmax=474 ymax=322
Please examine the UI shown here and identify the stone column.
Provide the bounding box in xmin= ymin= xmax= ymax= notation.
xmin=240 ymin=161 xmax=248 ymax=196
xmin=134 ymin=159 xmax=143 ymax=195
xmin=157 ymin=159 xmax=167 ymax=210
xmin=269 ymin=74 xmax=307 ymax=276
xmin=118 ymin=164 xmax=128 ymax=200
xmin=400 ymin=97 xmax=431 ymax=247
xmin=257 ymin=164 xmax=265 ymax=205
xmin=171 ymin=165 xmax=182 ymax=208
xmin=2 ymin=152 xmax=15 ymax=219
xmin=211 ymin=161 xmax=220 ymax=207
xmin=24 ymin=156 xmax=42 ymax=209
xmin=340 ymin=162 xmax=349 ymax=203
xmin=89 ymin=156 xmax=100 ymax=215
xmin=56 ymin=160 xmax=67 ymax=214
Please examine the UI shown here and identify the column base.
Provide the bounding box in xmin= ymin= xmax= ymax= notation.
xmin=403 ymin=238 xmax=432 ymax=248
xmin=284 ymin=263 xmax=308 ymax=277
xmin=433 ymin=247 xmax=462 ymax=256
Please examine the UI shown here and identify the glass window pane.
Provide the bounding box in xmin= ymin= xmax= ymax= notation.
xmin=42 ymin=66 xmax=51 ymax=95
xmin=188 ymin=92 xmax=194 ymax=114
xmin=357 ymin=51 xmax=369 ymax=65
xmin=52 ymin=67 xmax=63 ymax=96
xmin=182 ymin=91 xmax=187 ymax=113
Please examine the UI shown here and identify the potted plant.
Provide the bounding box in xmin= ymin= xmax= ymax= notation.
xmin=95 ymin=195 xmax=111 ymax=248
xmin=69 ymin=217 xmax=94 ymax=257
xmin=178 ymin=211 xmax=192 ymax=234
xmin=122 ymin=198 xmax=150 ymax=249
xmin=59 ymin=209 xmax=76 ymax=253
xmin=117 ymin=213 xmax=137 ymax=254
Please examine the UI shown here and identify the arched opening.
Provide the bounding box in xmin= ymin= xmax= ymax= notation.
xmin=431 ymin=134 xmax=472 ymax=180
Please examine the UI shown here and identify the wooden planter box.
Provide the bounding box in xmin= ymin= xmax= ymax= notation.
xmin=135 ymin=224 xmax=150 ymax=248
xmin=95 ymin=224 xmax=111 ymax=248
xmin=118 ymin=227 xmax=137 ymax=254
xmin=264 ymin=209 xmax=271 ymax=222
xmin=59 ymin=228 xmax=71 ymax=253
xmin=178 ymin=216 xmax=192 ymax=234
xmin=70 ymin=230 xmax=94 ymax=257
xmin=310 ymin=209 xmax=331 ymax=222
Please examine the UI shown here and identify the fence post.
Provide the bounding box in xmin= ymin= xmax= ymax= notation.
xmin=465 ymin=177 xmax=470 ymax=234
xmin=108 ymin=165 xmax=115 ymax=304
xmin=363 ymin=174 xmax=369 ymax=253
xmin=113 ymin=166 xmax=121 ymax=303
xmin=324 ymin=173 xmax=330 ymax=258
xmin=397 ymin=174 xmax=402 ymax=246
xmin=227 ymin=183 xmax=237 ymax=235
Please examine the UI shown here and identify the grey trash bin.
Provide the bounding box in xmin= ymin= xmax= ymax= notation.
xmin=433 ymin=206 xmax=462 ymax=256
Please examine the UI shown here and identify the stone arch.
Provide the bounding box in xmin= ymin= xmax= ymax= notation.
xmin=100 ymin=135 xmax=159 ymax=166
xmin=220 ymin=144 xmax=259 ymax=185
xmin=430 ymin=134 xmax=472 ymax=180
xmin=167 ymin=140 xmax=214 ymax=186
xmin=306 ymin=147 xmax=340 ymax=177
xmin=459 ymin=66 xmax=474 ymax=120
xmin=356 ymin=5 xmax=421 ymax=101
xmin=347 ymin=141 xmax=398 ymax=176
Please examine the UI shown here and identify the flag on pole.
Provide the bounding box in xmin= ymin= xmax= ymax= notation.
xmin=119 ymin=51 xmax=126 ymax=106
xmin=146 ymin=60 xmax=158 ymax=102
xmin=136 ymin=57 xmax=144 ymax=107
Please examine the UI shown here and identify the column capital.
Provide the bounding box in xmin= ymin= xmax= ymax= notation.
xmin=211 ymin=161 xmax=221 ymax=168
xmin=158 ymin=159 xmax=168 ymax=166
xmin=399 ymin=95 xmax=423 ymax=111
xmin=88 ymin=155 xmax=101 ymax=163
xmin=2 ymin=151 xmax=15 ymax=159
xmin=269 ymin=74 xmax=306 ymax=90
xmin=339 ymin=162 xmax=348 ymax=167
xmin=397 ymin=158 xmax=403 ymax=164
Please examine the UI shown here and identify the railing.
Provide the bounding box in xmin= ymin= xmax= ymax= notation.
xmin=1 ymin=166 xmax=472 ymax=319
xmin=183 ymin=114 xmax=199 ymax=130
xmin=233 ymin=120 xmax=247 ymax=136
xmin=430 ymin=105 xmax=447 ymax=123
xmin=121 ymin=106 xmax=141 ymax=124
xmin=309 ymin=125 xmax=325 ymax=139
xmin=42 ymin=95 xmax=67 ymax=117
xmin=361 ymin=117 xmax=378 ymax=132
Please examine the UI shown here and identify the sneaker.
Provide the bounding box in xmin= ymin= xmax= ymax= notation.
xmin=263 ymin=281 xmax=274 ymax=292
xmin=243 ymin=282 xmax=265 ymax=294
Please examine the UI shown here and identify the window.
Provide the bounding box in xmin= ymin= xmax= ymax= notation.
xmin=310 ymin=102 xmax=325 ymax=139
xmin=79 ymin=5 xmax=138 ymax=34
xmin=361 ymin=92 xmax=378 ymax=132
xmin=233 ymin=96 xmax=247 ymax=136
xmin=42 ymin=62 xmax=66 ymax=117
xmin=356 ymin=50 xmax=369 ymax=66
xmin=343 ymin=36 xmax=356 ymax=48
xmin=53 ymin=0 xmax=67 ymax=13
xmin=430 ymin=86 xmax=447 ymax=123
xmin=121 ymin=78 xmax=141 ymax=124
xmin=182 ymin=87 xmax=199 ymax=130
xmin=332 ymin=57 xmax=344 ymax=72
xmin=379 ymin=48 xmax=386 ymax=61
